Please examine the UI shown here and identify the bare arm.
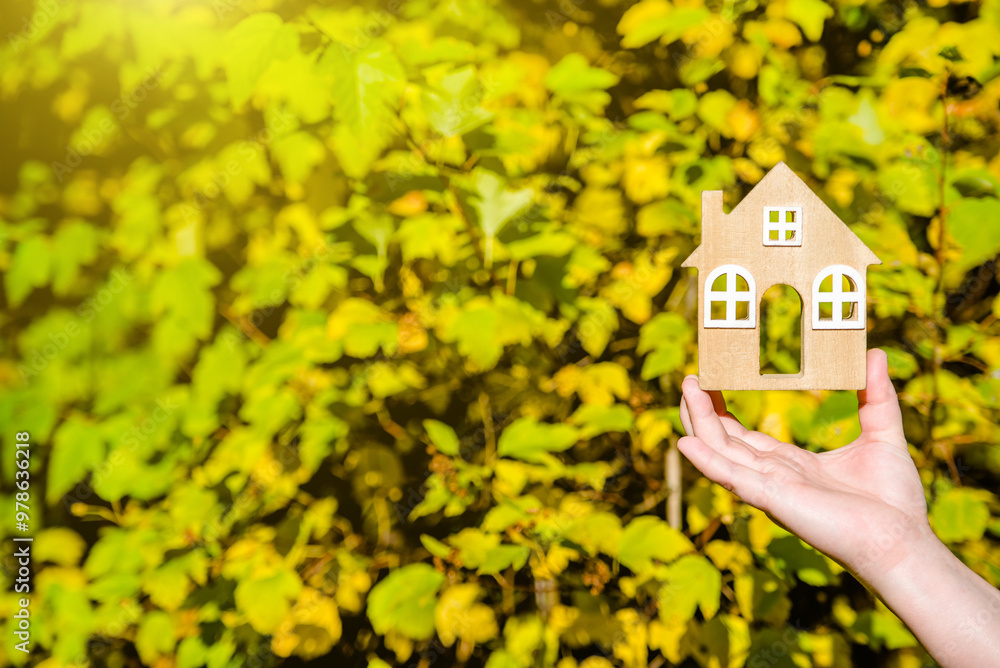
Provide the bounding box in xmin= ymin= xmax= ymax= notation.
xmin=677 ymin=348 xmax=1000 ymax=666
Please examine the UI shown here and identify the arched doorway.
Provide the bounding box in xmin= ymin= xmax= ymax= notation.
xmin=759 ymin=284 xmax=802 ymax=375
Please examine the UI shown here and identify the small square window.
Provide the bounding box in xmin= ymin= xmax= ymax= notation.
xmin=711 ymin=301 xmax=727 ymax=320
xmin=763 ymin=207 xmax=802 ymax=247
xmin=818 ymin=302 xmax=833 ymax=320
xmin=735 ymin=301 xmax=749 ymax=320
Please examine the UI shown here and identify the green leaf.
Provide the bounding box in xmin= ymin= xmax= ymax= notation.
xmin=367 ymin=563 xmax=445 ymax=640
xmin=420 ymin=534 xmax=452 ymax=559
xmin=150 ymin=258 xmax=222 ymax=358
xmin=447 ymin=528 xmax=530 ymax=574
xmin=135 ymin=611 xmax=176 ymax=665
xmin=424 ymin=419 xmax=461 ymax=455
xmin=234 ymin=568 xmax=303 ymax=634
xmin=885 ymin=347 xmax=919 ymax=380
xmin=327 ymin=41 xmax=405 ymax=178
xmin=947 ymin=197 xmax=1000 ymax=272
xmin=545 ymin=53 xmax=619 ymax=95
xmin=930 ymin=488 xmax=991 ymax=542
xmin=47 ymin=420 xmax=105 ymax=505
xmin=422 ymin=65 xmax=494 ymax=137
xmin=878 ymin=161 xmax=937 ymax=216
xmin=470 ymin=169 xmax=535 ymax=268
xmin=564 ymin=512 xmax=623 ymax=557
xmin=505 ymin=232 xmax=577 ymax=260
xmin=271 ymin=132 xmax=327 ymax=184
xmin=697 ymin=90 xmax=737 ymax=133
xmin=51 ymin=220 xmax=99 ymax=295
xmin=785 ymin=0 xmax=833 ymax=42
xmin=618 ymin=516 xmax=694 ymax=573
xmin=496 ymin=417 xmax=579 ymax=463
xmin=569 ymin=404 xmax=634 ymax=438
xmin=734 ymin=569 xmax=789 ymax=623
xmin=5 ymin=235 xmax=51 ymax=307
xmin=638 ymin=313 xmax=693 ymax=379
xmin=767 ymin=535 xmax=839 ymax=586
xmin=938 ymin=46 xmax=964 ymax=63
xmin=224 ymin=13 xmax=298 ymax=107
xmin=658 ymin=555 xmax=722 ymax=624
xmin=634 ymin=89 xmax=698 ymax=120
xmin=177 ymin=637 xmax=209 ymax=668
xmin=851 ymin=608 xmax=918 ymax=650
xmin=576 ymin=297 xmax=619 ymax=358
xmin=617 ymin=3 xmax=709 ymax=49
xmin=637 ymin=199 xmax=698 ymax=236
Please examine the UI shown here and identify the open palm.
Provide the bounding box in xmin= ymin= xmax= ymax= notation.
xmin=678 ymin=349 xmax=932 ymax=583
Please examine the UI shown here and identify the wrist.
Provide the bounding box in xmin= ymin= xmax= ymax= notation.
xmin=850 ymin=517 xmax=945 ymax=592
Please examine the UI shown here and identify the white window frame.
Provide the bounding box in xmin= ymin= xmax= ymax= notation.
xmin=704 ymin=264 xmax=756 ymax=328
xmin=763 ymin=206 xmax=803 ymax=247
xmin=812 ymin=265 xmax=865 ymax=330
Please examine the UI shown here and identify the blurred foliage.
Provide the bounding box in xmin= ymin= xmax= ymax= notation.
xmin=1 ymin=0 xmax=1000 ymax=666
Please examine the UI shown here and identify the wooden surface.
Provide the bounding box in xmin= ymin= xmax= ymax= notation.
xmin=682 ymin=162 xmax=881 ymax=391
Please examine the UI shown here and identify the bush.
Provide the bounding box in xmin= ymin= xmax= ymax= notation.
xmin=2 ymin=0 xmax=999 ymax=666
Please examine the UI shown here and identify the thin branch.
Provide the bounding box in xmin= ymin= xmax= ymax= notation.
xmin=665 ymin=436 xmax=682 ymax=529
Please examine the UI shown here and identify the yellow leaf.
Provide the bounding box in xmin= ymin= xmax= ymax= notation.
xmin=580 ymin=658 xmax=615 ymax=668
xmin=759 ymin=19 xmax=803 ymax=49
xmin=648 ymin=616 xmax=689 ymax=664
xmin=759 ymin=391 xmax=798 ymax=443
xmin=881 ymin=78 xmax=939 ymax=135
xmin=728 ymin=42 xmax=762 ymax=79
xmin=574 ymin=188 xmax=627 ymax=237
xmin=388 ymin=191 xmax=429 ymax=217
xmin=725 ymin=100 xmax=760 ymax=142
xmin=578 ymin=362 xmax=631 ymax=406
xmin=623 ymin=155 xmax=670 ymax=204
xmin=824 ymin=168 xmax=859 ymax=208
xmin=636 ymin=410 xmax=673 ymax=453
xmin=397 ymin=312 xmax=428 ymax=354
xmin=684 ymin=16 xmax=734 ymax=58
xmin=704 ymin=540 xmax=754 ymax=575
xmin=336 ymin=567 xmax=373 ymax=613
xmin=234 ymin=568 xmax=303 ymax=634
xmin=617 ymin=0 xmax=673 ymax=48
xmin=34 ymin=528 xmax=87 ymax=566
xmin=272 ymin=587 xmax=342 ymax=659
xmin=613 ymin=609 xmax=648 ymax=668
xmin=435 ymin=584 xmax=498 ymax=646
xmin=544 ymin=544 xmax=579 ymax=577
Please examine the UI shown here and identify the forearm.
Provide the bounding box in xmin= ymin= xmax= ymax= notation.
xmin=860 ymin=530 xmax=1000 ymax=666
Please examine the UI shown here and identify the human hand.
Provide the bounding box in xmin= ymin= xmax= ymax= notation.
xmin=678 ymin=349 xmax=934 ymax=585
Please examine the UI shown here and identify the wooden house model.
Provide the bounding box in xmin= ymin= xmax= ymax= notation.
xmin=681 ymin=162 xmax=881 ymax=390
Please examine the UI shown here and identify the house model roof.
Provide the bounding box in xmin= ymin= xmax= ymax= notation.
xmin=682 ymin=161 xmax=881 ymax=271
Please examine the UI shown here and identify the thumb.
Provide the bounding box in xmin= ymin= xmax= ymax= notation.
xmin=857 ymin=348 xmax=905 ymax=444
